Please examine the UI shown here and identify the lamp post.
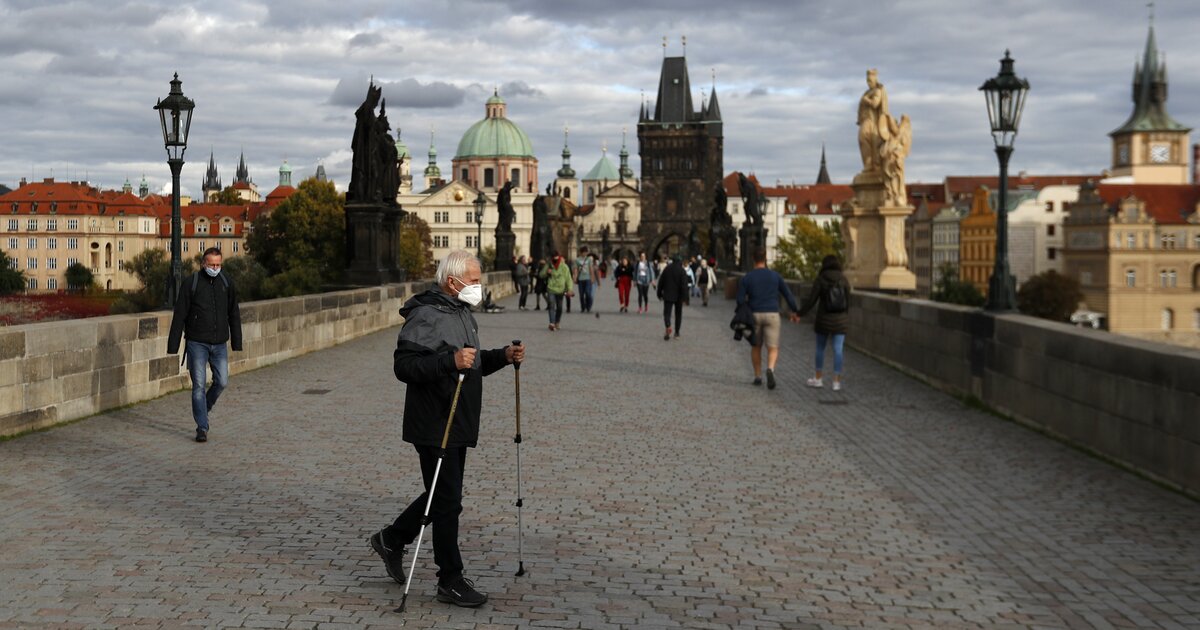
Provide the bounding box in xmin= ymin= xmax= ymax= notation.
xmin=473 ymin=191 xmax=486 ymax=261
xmin=154 ymin=73 xmax=194 ymax=308
xmin=980 ymin=50 xmax=1029 ymax=312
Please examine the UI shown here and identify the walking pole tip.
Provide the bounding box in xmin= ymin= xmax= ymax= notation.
xmin=515 ymin=562 xmax=526 ymax=577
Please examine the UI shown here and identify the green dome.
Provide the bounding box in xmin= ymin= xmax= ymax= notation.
xmin=487 ymin=93 xmax=505 ymax=105
xmin=455 ymin=117 xmax=534 ymax=159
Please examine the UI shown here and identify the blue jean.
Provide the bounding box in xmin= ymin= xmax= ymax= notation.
xmin=548 ymin=293 xmax=564 ymax=324
xmin=814 ymin=332 xmax=845 ymax=374
xmin=577 ymin=280 xmax=593 ymax=311
xmin=186 ymin=340 xmax=229 ymax=432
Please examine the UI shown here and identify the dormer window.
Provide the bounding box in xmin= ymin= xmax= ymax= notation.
xmin=808 ymin=203 xmax=818 ymax=214
xmin=10 ymin=203 xmax=17 ymax=214
xmin=30 ymin=202 xmax=38 ymax=214
xmin=50 ymin=202 xmax=58 ymax=213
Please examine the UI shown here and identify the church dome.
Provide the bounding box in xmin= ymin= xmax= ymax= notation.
xmin=455 ymin=90 xmax=535 ymax=159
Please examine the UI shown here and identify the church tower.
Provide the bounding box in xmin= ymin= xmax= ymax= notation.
xmin=637 ymin=42 xmax=724 ymax=257
xmin=553 ymin=126 xmax=579 ymax=201
xmin=202 ymin=151 xmax=222 ymax=201
xmin=1109 ymin=19 xmax=1191 ymax=183
xmin=424 ymin=130 xmax=442 ymax=191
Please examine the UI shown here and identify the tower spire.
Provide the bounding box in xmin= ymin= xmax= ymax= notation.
xmin=619 ymin=127 xmax=633 ymax=181
xmin=816 ymin=144 xmax=831 ymax=184
xmin=557 ymin=124 xmax=575 ymax=178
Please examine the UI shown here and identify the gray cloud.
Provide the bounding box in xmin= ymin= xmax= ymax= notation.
xmin=348 ymin=32 xmax=385 ymax=49
xmin=329 ymin=77 xmax=467 ymax=109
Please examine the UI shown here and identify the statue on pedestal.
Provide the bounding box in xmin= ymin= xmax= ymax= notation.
xmin=496 ymin=181 xmax=516 ymax=234
xmin=856 ymin=69 xmax=912 ymax=206
xmin=345 ymin=81 xmax=404 ymax=285
xmin=531 ymin=194 xmax=552 ymax=262
xmin=738 ymin=172 xmax=762 ymax=226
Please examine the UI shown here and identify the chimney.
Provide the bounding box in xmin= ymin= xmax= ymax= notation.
xmin=18 ymin=177 xmax=27 ymax=188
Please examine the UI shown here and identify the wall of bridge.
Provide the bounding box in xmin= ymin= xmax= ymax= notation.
xmin=0 ymin=273 xmax=514 ymax=438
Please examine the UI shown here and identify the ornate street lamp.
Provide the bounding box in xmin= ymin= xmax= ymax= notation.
xmin=473 ymin=191 xmax=486 ymax=260
xmin=980 ymin=50 xmax=1029 ymax=311
xmin=154 ymin=73 xmax=195 ymax=307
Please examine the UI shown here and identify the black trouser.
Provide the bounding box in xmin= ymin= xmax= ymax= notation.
xmin=518 ymin=284 xmax=529 ymax=308
xmin=663 ymin=300 xmax=682 ymax=332
xmin=384 ymin=444 xmax=467 ymax=580
xmin=636 ymin=284 xmax=650 ymax=308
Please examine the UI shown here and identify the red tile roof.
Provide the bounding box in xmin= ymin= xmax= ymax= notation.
xmin=1095 ymin=184 xmax=1200 ymax=225
xmin=769 ymin=184 xmax=854 ymax=216
xmin=0 ymin=179 xmax=163 ymax=216
xmin=945 ymin=175 xmax=1099 ymax=199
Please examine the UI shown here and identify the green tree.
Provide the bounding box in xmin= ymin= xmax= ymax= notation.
xmin=931 ymin=263 xmax=986 ymax=307
xmin=247 ymin=177 xmax=344 ymax=297
xmin=109 ymin=248 xmax=196 ymax=312
xmin=1017 ymin=270 xmax=1083 ymax=322
xmin=0 ymin=251 xmax=26 ymax=295
xmin=397 ymin=213 xmax=435 ymax=280
xmin=221 ymin=255 xmax=268 ymax=301
xmin=64 ymin=262 xmax=94 ymax=293
xmin=773 ymin=217 xmax=844 ymax=281
xmin=212 ymin=186 xmax=244 ymax=205
xmin=479 ymin=245 xmax=496 ymax=272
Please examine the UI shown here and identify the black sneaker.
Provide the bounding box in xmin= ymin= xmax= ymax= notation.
xmin=369 ymin=530 xmax=407 ymax=584
xmin=195 ymin=429 xmax=207 ymax=442
xmin=437 ymin=576 xmax=488 ymax=607
xmin=766 ymin=369 xmax=776 ymax=390
xmin=753 ymin=377 xmax=763 ymax=386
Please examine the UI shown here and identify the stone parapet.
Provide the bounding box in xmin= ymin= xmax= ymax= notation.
xmin=0 ymin=272 xmax=514 ymax=437
xmin=773 ymin=277 xmax=1200 ymax=497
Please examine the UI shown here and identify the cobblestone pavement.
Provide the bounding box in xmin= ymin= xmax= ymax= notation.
xmin=2 ymin=286 xmax=1199 ymax=629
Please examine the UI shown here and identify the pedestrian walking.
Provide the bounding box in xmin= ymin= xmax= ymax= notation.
xmin=514 ymin=256 xmax=531 ymax=311
xmin=634 ymin=252 xmax=655 ymax=314
xmin=532 ymin=258 xmax=548 ymax=310
xmin=574 ymin=246 xmax=597 ymax=313
xmin=613 ymin=256 xmax=634 ymax=313
xmin=166 ymin=247 xmax=243 ymax=443
xmin=545 ymin=252 xmax=573 ymax=331
xmin=696 ymin=258 xmax=716 ymax=307
xmin=369 ymin=250 xmax=525 ymax=609
xmin=736 ymin=247 xmax=800 ymax=389
xmin=798 ymin=255 xmax=851 ymax=391
xmin=689 ymin=256 xmax=702 ymax=298
xmin=656 ymin=255 xmax=689 ymax=340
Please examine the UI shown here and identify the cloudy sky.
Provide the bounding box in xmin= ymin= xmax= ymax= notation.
xmin=1 ymin=0 xmax=1197 ymax=197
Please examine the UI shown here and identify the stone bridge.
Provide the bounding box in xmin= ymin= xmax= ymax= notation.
xmin=1 ymin=287 xmax=1197 ymax=628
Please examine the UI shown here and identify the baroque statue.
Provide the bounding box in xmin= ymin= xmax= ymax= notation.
xmin=348 ymin=81 xmax=400 ymax=206
xmin=856 ymin=69 xmax=912 ymax=206
xmin=737 ymin=172 xmax=762 ymax=226
xmin=496 ymin=180 xmax=516 ymax=234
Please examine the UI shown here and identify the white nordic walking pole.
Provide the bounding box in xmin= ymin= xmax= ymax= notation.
xmin=396 ymin=350 xmax=471 ymax=614
xmin=511 ymin=339 xmax=526 ymax=577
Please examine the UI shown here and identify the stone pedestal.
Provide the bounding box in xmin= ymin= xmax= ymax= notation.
xmin=345 ymin=203 xmax=398 ymax=285
xmin=382 ymin=207 xmax=406 ymax=282
xmin=839 ymin=172 xmax=916 ymax=291
xmin=494 ymin=232 xmax=515 ymax=271
xmin=738 ymin=225 xmax=767 ymax=272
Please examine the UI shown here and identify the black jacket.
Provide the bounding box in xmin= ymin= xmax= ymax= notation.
xmin=167 ymin=271 xmax=243 ymax=353
xmin=799 ymin=262 xmax=851 ymax=335
xmin=656 ymin=261 xmax=689 ymax=303
xmin=393 ymin=288 xmax=511 ymax=448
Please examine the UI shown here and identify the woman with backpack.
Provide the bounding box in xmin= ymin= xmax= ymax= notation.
xmin=798 ymin=255 xmax=851 ymax=391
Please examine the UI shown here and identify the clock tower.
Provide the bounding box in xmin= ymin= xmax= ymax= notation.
xmin=1109 ymin=21 xmax=1191 ymax=183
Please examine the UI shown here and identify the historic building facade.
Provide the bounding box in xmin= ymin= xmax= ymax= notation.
xmin=637 ymin=53 xmax=723 ymax=258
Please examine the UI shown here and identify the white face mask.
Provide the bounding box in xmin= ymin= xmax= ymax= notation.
xmin=453 ymin=277 xmax=483 ymax=306
xmin=204 ymin=267 xmax=221 ymax=277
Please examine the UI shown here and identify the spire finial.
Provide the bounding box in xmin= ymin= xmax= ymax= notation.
xmin=602 ymin=140 xmax=608 ymax=155
xmin=681 ymin=35 xmax=686 ymax=57
xmin=711 ymin=67 xmax=716 ymax=90
xmin=662 ymin=35 xmax=667 ymax=56
xmin=1148 ymin=0 xmax=1155 ymax=25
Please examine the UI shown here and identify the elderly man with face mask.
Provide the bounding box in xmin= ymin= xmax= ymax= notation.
xmin=370 ymin=250 xmax=525 ymax=608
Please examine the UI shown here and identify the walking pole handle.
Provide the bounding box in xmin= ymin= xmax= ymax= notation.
xmin=511 ymin=339 xmax=522 ymax=369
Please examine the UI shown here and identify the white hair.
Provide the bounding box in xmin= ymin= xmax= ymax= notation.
xmin=436 ymin=250 xmax=481 ymax=286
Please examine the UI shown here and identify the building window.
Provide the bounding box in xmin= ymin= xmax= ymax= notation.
xmin=47 ymin=238 xmax=57 ymax=250
xmin=27 ymin=219 xmax=37 ymax=231
xmin=434 ymin=211 xmax=448 ymax=223
xmin=464 ymin=212 xmax=473 ymax=223
xmin=1080 ymin=271 xmax=1092 ymax=286
xmin=199 ymin=241 xmax=205 ymax=251
xmin=118 ymin=241 xmax=124 ymax=253
xmin=183 ymin=241 xmax=188 ymax=252
xmin=6 ymin=219 xmax=16 ymax=231
xmin=1161 ymin=233 xmax=1176 ymax=249
xmin=27 ymin=278 xmax=36 ymax=290
xmin=1125 ymin=269 xmax=1136 ymax=287
xmin=1044 ymin=201 xmax=1054 ymax=213
xmin=7 ymin=237 xmax=17 ymax=249
xmin=67 ymin=238 xmax=78 ymax=250
xmin=511 ymin=168 xmax=520 ymax=185
xmin=1127 ymin=234 xmax=1136 ymax=249
xmin=433 ymin=235 xmax=449 ymax=248
xmin=484 ymin=168 xmax=494 ymax=188
xmin=460 ymin=168 xmax=468 ymax=182
xmin=47 ymin=278 xmax=57 ymax=290
xmin=588 ymin=187 xmax=595 ymax=204
xmin=27 ymin=257 xmax=36 ymax=269
xmin=221 ymin=222 xmax=233 ymax=234
xmin=27 ymin=238 xmax=36 ymax=250
xmin=1046 ymin=225 xmax=1055 ymax=236
xmin=47 ymin=257 xmax=57 ymax=270
xmin=67 ymin=257 xmax=78 ymax=267
xmin=117 ymin=260 xmax=123 ymax=271
xmin=47 ymin=219 xmax=57 ymax=231
xmin=1162 ymin=308 xmax=1174 ymax=331
xmin=232 ymin=241 xmax=239 ymax=253
xmin=67 ymin=219 xmax=78 ymax=230
xmin=1168 ymin=270 xmax=1177 ymax=288
xmin=1047 ymin=247 xmax=1056 ymax=260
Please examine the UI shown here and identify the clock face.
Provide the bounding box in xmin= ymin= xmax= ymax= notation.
xmin=1150 ymin=144 xmax=1171 ymax=163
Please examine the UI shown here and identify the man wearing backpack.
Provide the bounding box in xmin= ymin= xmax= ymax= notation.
xmin=736 ymin=248 xmax=800 ymax=389
xmin=167 ymin=247 xmax=243 ymax=443
xmin=797 ymin=255 xmax=851 ymax=392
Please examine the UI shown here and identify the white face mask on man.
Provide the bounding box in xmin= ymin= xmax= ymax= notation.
xmin=452 ymin=276 xmax=483 ymax=306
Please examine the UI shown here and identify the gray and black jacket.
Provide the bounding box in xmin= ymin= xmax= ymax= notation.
xmin=394 ymin=288 xmax=511 ymax=448
xmin=167 ymin=271 xmax=243 ymax=354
